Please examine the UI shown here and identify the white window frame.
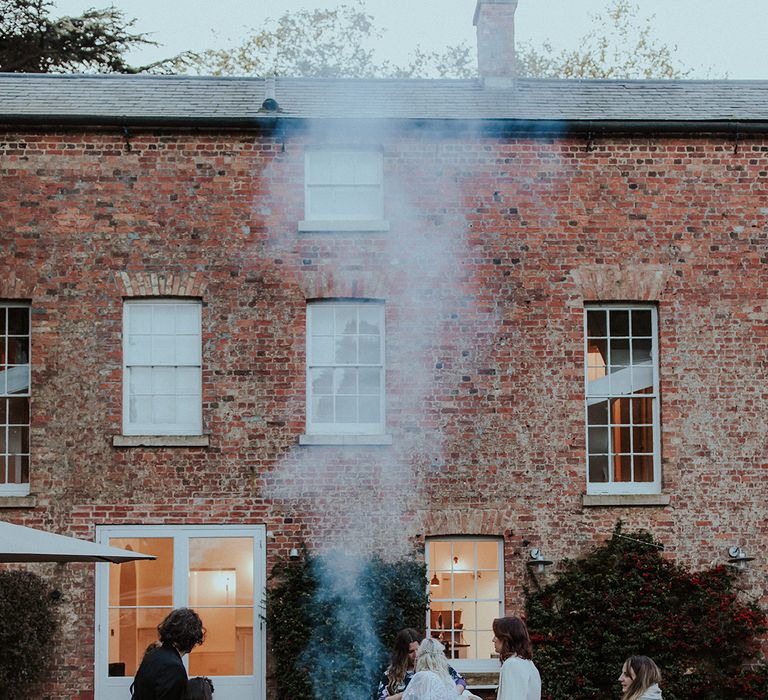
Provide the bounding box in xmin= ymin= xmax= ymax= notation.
xmin=95 ymin=524 xmax=266 ymax=700
xmin=306 ymin=300 xmax=386 ymax=436
xmin=0 ymin=302 xmax=31 ymax=496
xmin=425 ymin=536 xmax=504 ymax=674
xmin=299 ymin=148 xmax=388 ymax=232
xmin=122 ymin=299 xmax=202 ymax=436
xmin=584 ymin=303 xmax=661 ymax=495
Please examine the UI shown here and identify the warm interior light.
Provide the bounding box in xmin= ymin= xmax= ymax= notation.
xmin=430 ymin=572 xmax=440 ymax=587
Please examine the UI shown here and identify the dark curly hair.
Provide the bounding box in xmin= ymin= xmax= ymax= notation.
xmin=158 ymin=608 xmax=205 ymax=654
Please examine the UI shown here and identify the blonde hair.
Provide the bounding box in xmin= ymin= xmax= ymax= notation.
xmin=622 ymin=656 xmax=662 ymax=700
xmin=414 ymin=638 xmax=453 ymax=685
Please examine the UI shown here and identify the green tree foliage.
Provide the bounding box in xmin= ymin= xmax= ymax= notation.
xmin=266 ymin=549 xmax=428 ymax=699
xmin=184 ymin=0 xmax=692 ymax=80
xmin=516 ymin=0 xmax=693 ymax=79
xmin=0 ymin=570 xmax=58 ymax=695
xmin=525 ymin=524 xmax=768 ymax=699
xmin=0 ymin=0 xmax=188 ymax=73
xmin=184 ymin=1 xmax=474 ymax=78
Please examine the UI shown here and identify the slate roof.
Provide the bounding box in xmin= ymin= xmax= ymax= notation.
xmin=1 ymin=73 xmax=768 ymax=128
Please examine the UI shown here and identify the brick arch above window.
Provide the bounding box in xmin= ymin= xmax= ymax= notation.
xmin=298 ymin=270 xmax=389 ymax=300
xmin=115 ymin=271 xmax=207 ymax=298
xmin=570 ymin=264 xmax=672 ymax=302
xmin=0 ymin=270 xmax=35 ymax=298
xmin=421 ymin=509 xmax=510 ymax=539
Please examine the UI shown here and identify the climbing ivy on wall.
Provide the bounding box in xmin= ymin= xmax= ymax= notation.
xmin=0 ymin=570 xmax=59 ymax=696
xmin=266 ymin=550 xmax=428 ymax=700
xmin=525 ymin=523 xmax=768 ymax=700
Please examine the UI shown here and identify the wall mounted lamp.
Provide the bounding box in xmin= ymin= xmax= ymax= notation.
xmin=527 ymin=548 xmax=554 ymax=574
xmin=289 ymin=548 xmax=300 ymax=561
xmin=727 ymin=546 xmax=754 ymax=571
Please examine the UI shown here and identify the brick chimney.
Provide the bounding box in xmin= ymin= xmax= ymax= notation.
xmin=473 ymin=0 xmax=518 ymax=88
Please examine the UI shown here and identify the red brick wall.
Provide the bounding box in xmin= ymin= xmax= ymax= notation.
xmin=1 ymin=126 xmax=766 ymax=697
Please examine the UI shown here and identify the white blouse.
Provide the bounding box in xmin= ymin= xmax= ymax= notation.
xmin=496 ymin=656 xmax=541 ymax=700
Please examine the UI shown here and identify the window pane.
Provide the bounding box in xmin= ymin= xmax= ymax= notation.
xmin=129 ymin=396 xmax=152 ymax=424
xmin=587 ymin=400 xmax=608 ymax=426
xmin=8 ymin=426 xmax=28 ymax=453
xmin=632 ymin=338 xmax=652 ymax=365
xmin=586 ymin=340 xmax=607 ymax=381
xmin=633 ymin=424 xmax=654 ymax=453
xmin=188 ymin=608 xmax=253 ymax=677
xmin=358 ymin=396 xmax=380 ymax=423
xmin=0 ymin=399 xmax=5 ymax=424
xmin=476 ymin=571 xmax=499 ymax=599
xmin=130 ymin=367 xmax=152 ymax=395
xmin=175 ymin=337 xmax=200 ymax=365
xmin=8 ymin=455 xmax=28 ymax=483
xmin=476 ymin=629 xmax=495 ymax=661
xmin=152 ymin=367 xmax=176 ymax=394
xmin=312 ymin=395 xmax=333 ymax=423
xmin=310 ymin=305 xmax=334 ymax=335
xmin=613 ymin=454 xmax=632 ymax=482
xmin=358 ymin=335 xmax=381 ymax=364
xmin=7 ymin=308 xmax=29 ymax=335
xmin=358 ymin=307 xmax=381 ymax=335
xmin=634 ymin=454 xmax=654 ymax=482
xmin=175 ymin=305 xmax=200 ymax=334
xmin=587 ymin=309 xmax=607 ymax=337
xmin=307 ymin=188 xmax=335 ymax=219
xmin=335 ymin=396 xmax=356 ymax=423
xmin=358 ymin=368 xmax=381 ymax=394
xmin=311 ymin=336 xmax=334 ymax=364
xmin=613 ymin=425 xmax=631 ymax=453
xmin=587 ymin=426 xmax=608 ymax=454
xmin=334 ymin=336 xmax=356 ymax=364
xmin=311 ymin=368 xmax=333 ymax=394
xmin=335 ymin=368 xmax=357 ymax=395
xmin=632 ymin=309 xmax=652 ymax=336
xmin=7 ymin=337 xmax=29 ymax=364
xmin=631 ymin=397 xmax=654 ymax=424
xmin=108 ymin=607 xmax=172 ymax=678
xmin=152 ymin=336 xmax=176 ymax=364
xmin=176 ymin=367 xmax=201 ymax=395
xmin=476 ymin=541 xmax=498 ymax=569
xmin=609 ymin=309 xmax=630 ymax=336
xmin=0 ymin=369 xmax=5 ymax=395
xmin=189 ymin=538 xmax=254 ymax=606
xmin=152 ymin=305 xmax=176 ymax=334
xmin=126 ymin=336 xmax=151 ymax=364
xmin=176 ymin=397 xmax=198 ymax=426
xmin=0 ymin=309 xmax=5 ymax=334
xmin=108 ymin=538 xmax=174 ymax=606
xmin=611 ymin=397 xmax=631 ymax=424
xmin=8 ymin=365 xmax=29 ymax=394
xmin=431 ymin=541 xmax=451 ymax=571
xmin=589 ymin=455 xmax=609 ymax=483
xmin=153 ymin=395 xmax=175 ymax=423
xmin=128 ymin=305 xmax=153 ymax=334
xmin=610 ymin=339 xmax=630 ymax=366
xmin=335 ymin=306 xmax=357 ymax=334
xmin=354 ymin=153 xmax=381 ymax=184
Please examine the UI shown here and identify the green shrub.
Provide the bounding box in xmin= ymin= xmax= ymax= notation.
xmin=0 ymin=569 xmax=58 ymax=696
xmin=266 ymin=550 xmax=427 ymax=699
xmin=525 ymin=523 xmax=768 ymax=700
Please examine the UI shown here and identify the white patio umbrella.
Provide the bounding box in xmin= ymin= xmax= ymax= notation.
xmin=0 ymin=520 xmax=155 ymax=563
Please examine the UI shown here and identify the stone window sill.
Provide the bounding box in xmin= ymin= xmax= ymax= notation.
xmin=299 ymin=434 xmax=393 ymax=446
xmin=298 ymin=219 xmax=390 ymax=233
xmin=113 ymin=435 xmax=209 ymax=448
xmin=0 ymin=495 xmax=37 ymax=509
xmin=582 ymin=493 xmax=670 ymax=508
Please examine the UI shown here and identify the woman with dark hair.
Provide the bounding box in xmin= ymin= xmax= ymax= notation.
xmin=619 ymin=656 xmax=663 ymax=700
xmin=130 ymin=608 xmax=206 ymax=700
xmin=185 ymin=676 xmax=214 ymax=700
xmin=377 ymin=628 xmax=467 ymax=699
xmin=492 ymin=616 xmax=541 ymax=700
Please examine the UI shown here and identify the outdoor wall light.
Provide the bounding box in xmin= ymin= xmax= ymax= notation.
xmin=727 ymin=546 xmax=755 ymax=571
xmin=289 ymin=548 xmax=300 ymax=561
xmin=527 ymin=548 xmax=554 ymax=574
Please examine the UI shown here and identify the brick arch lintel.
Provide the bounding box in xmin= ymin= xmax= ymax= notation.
xmin=297 ymin=270 xmax=389 ymax=301
xmin=0 ymin=270 xmax=35 ymax=299
xmin=421 ymin=509 xmax=510 ymax=538
xmin=115 ymin=271 xmax=207 ymax=298
xmin=570 ymin=264 xmax=672 ymax=302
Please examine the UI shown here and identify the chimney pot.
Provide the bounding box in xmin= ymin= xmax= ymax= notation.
xmin=474 ymin=0 xmax=518 ymax=88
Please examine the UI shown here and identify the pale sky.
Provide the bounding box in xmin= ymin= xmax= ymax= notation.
xmin=51 ymin=0 xmax=768 ymax=78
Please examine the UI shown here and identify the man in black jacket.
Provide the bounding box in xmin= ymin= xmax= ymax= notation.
xmin=131 ymin=608 xmax=205 ymax=700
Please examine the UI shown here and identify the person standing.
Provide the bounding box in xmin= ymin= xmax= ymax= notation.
xmin=492 ymin=616 xmax=541 ymax=700
xmin=402 ymin=638 xmax=460 ymax=700
xmin=619 ymin=656 xmax=663 ymax=700
xmin=130 ymin=608 xmax=205 ymax=700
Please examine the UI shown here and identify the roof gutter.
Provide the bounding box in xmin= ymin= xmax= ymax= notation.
xmin=0 ymin=114 xmax=767 ymax=137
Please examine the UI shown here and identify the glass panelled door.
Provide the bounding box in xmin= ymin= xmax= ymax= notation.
xmin=95 ymin=526 xmax=265 ymax=700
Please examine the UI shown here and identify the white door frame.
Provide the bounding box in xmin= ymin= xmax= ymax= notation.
xmin=94 ymin=524 xmax=266 ymax=700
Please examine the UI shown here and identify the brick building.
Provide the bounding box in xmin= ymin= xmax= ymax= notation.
xmin=1 ymin=1 xmax=767 ymax=697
